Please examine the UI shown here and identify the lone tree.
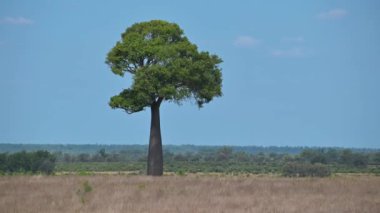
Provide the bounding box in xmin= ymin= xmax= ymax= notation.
xmin=106 ymin=20 xmax=223 ymax=176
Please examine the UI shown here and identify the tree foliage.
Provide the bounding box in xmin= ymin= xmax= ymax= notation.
xmin=0 ymin=150 xmax=56 ymax=174
xmin=106 ymin=20 xmax=223 ymax=113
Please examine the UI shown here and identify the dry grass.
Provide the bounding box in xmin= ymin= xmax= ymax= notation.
xmin=0 ymin=174 xmax=379 ymax=213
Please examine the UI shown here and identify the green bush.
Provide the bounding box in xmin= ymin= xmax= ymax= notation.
xmin=282 ymin=163 xmax=331 ymax=177
xmin=176 ymin=169 xmax=186 ymax=176
xmin=0 ymin=150 xmax=55 ymax=175
xmin=83 ymin=181 xmax=92 ymax=193
xmin=76 ymin=180 xmax=93 ymax=204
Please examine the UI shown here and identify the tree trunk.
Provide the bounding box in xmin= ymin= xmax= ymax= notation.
xmin=147 ymin=102 xmax=163 ymax=176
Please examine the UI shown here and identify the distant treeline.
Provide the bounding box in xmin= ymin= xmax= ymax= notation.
xmin=54 ymin=147 xmax=380 ymax=176
xmin=1 ymin=145 xmax=379 ymax=177
xmin=54 ymin=147 xmax=380 ymax=166
xmin=0 ymin=151 xmax=55 ymax=174
xmin=1 ymin=143 xmax=378 ymax=155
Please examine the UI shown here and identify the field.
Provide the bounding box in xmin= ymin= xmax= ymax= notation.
xmin=0 ymin=174 xmax=379 ymax=213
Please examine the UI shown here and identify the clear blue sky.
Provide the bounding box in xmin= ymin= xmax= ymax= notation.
xmin=1 ymin=0 xmax=379 ymax=148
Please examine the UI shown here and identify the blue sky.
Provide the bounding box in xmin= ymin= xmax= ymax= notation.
xmin=0 ymin=0 xmax=379 ymax=148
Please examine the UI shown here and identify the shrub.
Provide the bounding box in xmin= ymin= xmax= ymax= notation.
xmin=176 ymin=169 xmax=186 ymax=176
xmin=76 ymin=180 xmax=93 ymax=204
xmin=282 ymin=162 xmax=331 ymax=177
xmin=83 ymin=181 xmax=92 ymax=193
xmin=0 ymin=150 xmax=55 ymax=175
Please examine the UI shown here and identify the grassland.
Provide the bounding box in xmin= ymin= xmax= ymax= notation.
xmin=0 ymin=174 xmax=379 ymax=213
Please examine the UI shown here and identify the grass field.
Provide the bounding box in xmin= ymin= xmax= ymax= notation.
xmin=0 ymin=174 xmax=379 ymax=213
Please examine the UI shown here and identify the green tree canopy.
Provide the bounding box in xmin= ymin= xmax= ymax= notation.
xmin=106 ymin=20 xmax=222 ymax=113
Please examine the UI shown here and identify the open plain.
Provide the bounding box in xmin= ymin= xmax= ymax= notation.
xmin=0 ymin=174 xmax=379 ymax=213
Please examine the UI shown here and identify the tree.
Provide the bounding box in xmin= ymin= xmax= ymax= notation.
xmin=216 ymin=146 xmax=233 ymax=161
xmin=0 ymin=150 xmax=55 ymax=174
xmin=340 ymin=149 xmax=353 ymax=164
xmin=106 ymin=20 xmax=223 ymax=176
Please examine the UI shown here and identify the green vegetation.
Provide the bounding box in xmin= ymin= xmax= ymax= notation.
xmin=1 ymin=145 xmax=379 ymax=177
xmin=53 ymin=146 xmax=380 ymax=176
xmin=0 ymin=150 xmax=55 ymax=175
xmin=282 ymin=163 xmax=331 ymax=177
xmin=83 ymin=181 xmax=93 ymax=193
xmin=55 ymin=162 xmax=144 ymax=172
xmin=77 ymin=180 xmax=93 ymax=204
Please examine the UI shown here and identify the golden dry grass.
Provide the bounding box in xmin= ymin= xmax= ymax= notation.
xmin=0 ymin=174 xmax=379 ymax=213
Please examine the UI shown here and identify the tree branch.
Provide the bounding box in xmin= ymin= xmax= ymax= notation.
xmin=157 ymin=97 xmax=164 ymax=106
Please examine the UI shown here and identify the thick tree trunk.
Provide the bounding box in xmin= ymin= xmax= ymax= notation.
xmin=147 ymin=102 xmax=163 ymax=176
